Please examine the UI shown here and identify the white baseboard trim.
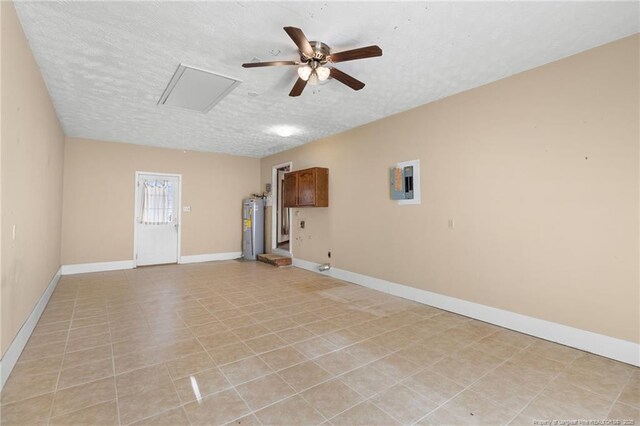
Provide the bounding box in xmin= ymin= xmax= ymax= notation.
xmin=0 ymin=267 xmax=62 ymax=391
xmin=61 ymin=260 xmax=134 ymax=275
xmin=179 ymin=252 xmax=242 ymax=264
xmin=292 ymin=258 xmax=640 ymax=367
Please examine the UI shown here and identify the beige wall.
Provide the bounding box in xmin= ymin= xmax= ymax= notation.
xmin=62 ymin=138 xmax=260 ymax=264
xmin=262 ymin=35 xmax=640 ymax=343
xmin=1 ymin=2 xmax=65 ymax=355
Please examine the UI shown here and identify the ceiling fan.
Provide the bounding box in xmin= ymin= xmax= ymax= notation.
xmin=242 ymin=27 xmax=382 ymax=97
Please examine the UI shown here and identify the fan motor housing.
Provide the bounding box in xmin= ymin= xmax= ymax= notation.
xmin=304 ymin=41 xmax=331 ymax=63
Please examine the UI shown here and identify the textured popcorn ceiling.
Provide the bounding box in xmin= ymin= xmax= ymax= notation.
xmin=14 ymin=1 xmax=639 ymax=158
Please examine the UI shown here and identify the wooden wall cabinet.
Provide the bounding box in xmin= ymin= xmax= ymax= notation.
xmin=283 ymin=167 xmax=329 ymax=208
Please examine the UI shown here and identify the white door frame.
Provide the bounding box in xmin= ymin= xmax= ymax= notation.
xmin=271 ymin=162 xmax=292 ymax=257
xmin=133 ymin=171 xmax=182 ymax=267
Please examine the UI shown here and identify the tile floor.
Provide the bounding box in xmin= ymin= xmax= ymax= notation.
xmin=1 ymin=261 xmax=638 ymax=425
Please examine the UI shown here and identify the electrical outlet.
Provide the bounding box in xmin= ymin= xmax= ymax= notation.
xmin=328 ymin=251 xmax=331 ymax=258
xmin=300 ymin=220 xmax=305 ymax=229
xmin=448 ymin=219 xmax=455 ymax=229
xmin=183 ymin=206 xmax=191 ymax=212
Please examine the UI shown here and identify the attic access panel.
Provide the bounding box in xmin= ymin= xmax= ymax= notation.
xmin=158 ymin=64 xmax=241 ymax=113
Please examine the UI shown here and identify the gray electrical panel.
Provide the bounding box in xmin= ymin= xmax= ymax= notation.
xmin=390 ymin=166 xmax=414 ymax=200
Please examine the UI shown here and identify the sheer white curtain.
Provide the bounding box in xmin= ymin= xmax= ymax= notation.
xmin=141 ymin=180 xmax=173 ymax=225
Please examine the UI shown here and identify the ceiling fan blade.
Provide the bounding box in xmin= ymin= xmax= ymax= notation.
xmin=283 ymin=26 xmax=314 ymax=57
xmin=289 ymin=78 xmax=307 ymax=97
xmin=242 ymin=60 xmax=299 ymax=68
xmin=329 ymin=68 xmax=365 ymax=91
xmin=328 ymin=45 xmax=382 ymax=63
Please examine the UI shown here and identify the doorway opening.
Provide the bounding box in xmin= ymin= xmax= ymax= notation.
xmin=134 ymin=172 xmax=182 ymax=266
xmin=271 ymin=162 xmax=292 ymax=256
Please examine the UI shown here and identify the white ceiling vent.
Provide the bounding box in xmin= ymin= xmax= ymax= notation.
xmin=158 ymin=64 xmax=241 ymax=113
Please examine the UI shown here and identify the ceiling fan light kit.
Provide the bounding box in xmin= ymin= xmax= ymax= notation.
xmin=242 ymin=26 xmax=382 ymax=97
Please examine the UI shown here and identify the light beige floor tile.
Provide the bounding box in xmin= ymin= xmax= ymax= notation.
xmin=245 ymin=333 xmax=288 ymax=354
xmin=33 ymin=320 xmax=71 ymax=336
xmin=254 ymin=395 xmax=325 ymax=426
xmin=0 ymin=392 xmax=54 ymax=425
xmin=236 ymin=373 xmax=296 ymax=410
xmin=11 ymin=355 xmax=63 ymax=378
xmin=67 ymin=323 xmax=109 ymax=341
xmin=1 ymin=371 xmax=58 ymax=405
xmin=279 ymin=360 xmax=332 ymax=392
xmin=57 ymin=357 xmax=114 ymax=390
xmin=116 ymin=364 xmax=173 ymax=397
xmin=223 ymin=413 xmax=261 ymax=426
xmin=18 ymin=340 xmax=67 ymax=363
xmin=62 ymin=344 xmax=112 ymax=370
xmin=219 ymin=355 xmax=273 ymax=385
xmin=118 ymin=380 xmax=181 ymax=425
xmin=430 ymin=355 xmax=487 ymax=386
xmin=173 ymin=367 xmax=231 ymax=403
xmin=208 ymin=342 xmax=255 ymax=365
xmin=370 ymin=353 xmax=422 ymax=380
xmin=415 ymin=406 xmax=466 ymax=425
xmin=618 ymin=376 xmax=640 ymax=408
xmin=302 ymin=378 xmax=364 ymax=419
xmin=190 ymin=320 xmax=229 ymax=337
xmin=488 ymin=360 xmax=556 ymax=390
xmin=165 ymin=351 xmax=216 ymax=379
xmin=555 ymin=365 xmax=628 ymax=400
xmin=65 ymin=332 xmax=111 ymax=353
xmin=469 ymin=370 xmax=538 ymax=411
xmin=396 ymin=342 xmax=447 ymax=367
xmin=259 ymin=346 xmax=308 ymax=371
xmin=294 ymin=336 xmax=338 ymax=359
xmin=402 ymin=369 xmax=465 ymax=404
xmin=111 ymin=336 xmax=157 ymax=357
xmin=114 ymin=347 xmax=164 ymax=375
xmin=198 ymin=330 xmax=242 ymax=350
xmin=51 ymin=377 xmax=116 ymax=417
xmin=343 ymin=340 xmax=391 ymax=363
xmin=129 ymin=407 xmax=190 ymax=425
xmin=276 ymin=326 xmax=317 ymax=344
xmin=508 ymin=351 xmax=566 ymax=376
xmin=71 ymin=315 xmax=108 ymax=329
xmin=331 ymin=401 xmax=400 ymax=425
xmin=232 ymin=324 xmax=270 ymax=340
xmin=157 ymin=337 xmax=205 ymax=362
xmin=442 ymin=390 xmax=518 ymax=425
xmin=323 ymin=329 xmax=362 ymax=348
xmin=25 ymin=330 xmax=69 ymax=348
xmin=341 ymin=365 xmax=396 ymax=398
xmin=314 ymin=350 xmax=364 ymax=376
xmin=546 ymin=378 xmax=616 ymax=411
xmin=571 ymin=353 xmax=636 ymax=380
xmin=371 ymin=384 xmax=438 ymax=424
xmin=608 ymin=402 xmax=639 ymax=423
xmin=49 ymin=400 xmax=118 ymax=426
xmin=524 ymin=339 xmax=582 ymax=365
xmin=184 ymin=388 xmax=250 ymax=425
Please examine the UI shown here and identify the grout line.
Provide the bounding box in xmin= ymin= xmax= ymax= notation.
xmin=45 ymin=285 xmax=78 ymax=425
xmin=106 ymin=303 xmax=122 ymax=426
xmin=604 ymin=368 xmax=635 ymax=418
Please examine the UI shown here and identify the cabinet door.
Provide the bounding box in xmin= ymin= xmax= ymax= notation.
xmin=297 ymin=169 xmax=316 ymax=206
xmin=283 ymin=172 xmax=298 ymax=207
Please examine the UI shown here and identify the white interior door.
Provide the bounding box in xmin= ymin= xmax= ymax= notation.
xmin=135 ymin=173 xmax=180 ymax=266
